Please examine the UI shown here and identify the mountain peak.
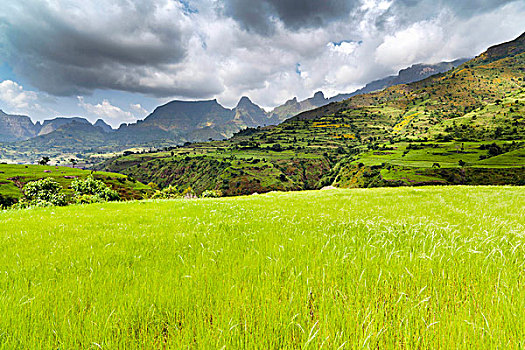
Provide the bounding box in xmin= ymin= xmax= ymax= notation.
xmin=236 ymin=96 xmax=254 ymax=108
xmin=309 ymin=91 xmax=327 ymax=105
xmin=313 ymin=91 xmax=325 ymax=99
xmin=94 ymin=119 xmax=114 ymax=133
xmin=139 ymin=98 xmax=235 ymax=134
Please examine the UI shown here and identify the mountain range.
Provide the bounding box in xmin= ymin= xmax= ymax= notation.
xmin=268 ymin=58 xmax=469 ymax=121
xmin=0 ymin=112 xmax=113 ymax=143
xmin=0 ymin=57 xmax=471 ymax=158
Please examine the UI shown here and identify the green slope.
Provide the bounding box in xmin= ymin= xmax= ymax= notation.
xmin=0 ymin=164 xmax=151 ymax=205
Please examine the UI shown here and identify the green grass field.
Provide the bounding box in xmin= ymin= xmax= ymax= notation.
xmin=1 ymin=186 xmax=524 ymax=348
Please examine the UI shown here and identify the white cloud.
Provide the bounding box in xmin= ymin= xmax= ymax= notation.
xmin=130 ymin=103 xmax=149 ymax=116
xmin=0 ymin=80 xmax=39 ymax=110
xmin=77 ymin=97 xmax=138 ymax=127
xmin=328 ymin=41 xmax=360 ymax=56
xmin=375 ymin=20 xmax=444 ymax=67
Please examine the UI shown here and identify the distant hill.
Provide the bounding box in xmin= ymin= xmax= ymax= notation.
xmin=270 ymin=91 xmax=328 ymax=122
xmin=0 ymin=110 xmax=38 ymax=142
xmin=267 ymin=59 xmax=468 ymax=122
xmin=6 ymin=97 xmax=279 ymax=157
xmin=94 ymin=119 xmax=114 ymax=133
xmin=140 ymin=99 xmax=233 ymax=133
xmin=37 ymin=117 xmax=91 ymax=136
xmin=327 ymin=58 xmax=469 ymax=103
xmin=234 ymin=96 xmax=279 ymax=128
xmin=0 ymin=113 xmax=95 ymax=142
xmin=0 ymin=56 xmax=490 ymax=160
xmin=113 ymin=97 xmax=277 ymax=144
xmin=18 ymin=121 xmax=109 ymax=150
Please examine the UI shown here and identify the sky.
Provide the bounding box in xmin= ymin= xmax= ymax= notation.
xmin=0 ymin=0 xmax=523 ymax=128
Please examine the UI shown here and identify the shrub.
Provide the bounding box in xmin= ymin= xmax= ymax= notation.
xmin=71 ymin=176 xmax=120 ymax=203
xmin=201 ymin=190 xmax=222 ymax=198
xmin=147 ymin=182 xmax=159 ymax=190
xmin=271 ymin=143 xmax=282 ymax=152
xmin=150 ymin=185 xmax=182 ymax=199
xmin=182 ymin=186 xmax=197 ymax=199
xmin=13 ymin=178 xmax=67 ymax=208
xmin=0 ymin=194 xmax=15 ymax=209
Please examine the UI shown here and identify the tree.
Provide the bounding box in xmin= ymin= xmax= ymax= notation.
xmin=39 ymin=157 xmax=50 ymax=166
xmin=487 ymin=143 xmax=503 ymax=157
xmin=70 ymin=158 xmax=78 ymax=168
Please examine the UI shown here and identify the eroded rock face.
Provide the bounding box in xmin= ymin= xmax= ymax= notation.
xmin=234 ymin=96 xmax=277 ymax=128
xmin=0 ymin=110 xmax=39 ymax=142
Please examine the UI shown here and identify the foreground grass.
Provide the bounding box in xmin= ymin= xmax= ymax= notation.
xmin=1 ymin=186 xmax=524 ymax=348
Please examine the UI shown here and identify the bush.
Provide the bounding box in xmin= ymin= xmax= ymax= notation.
xmin=201 ymin=190 xmax=222 ymax=198
xmin=271 ymin=143 xmax=283 ymax=152
xmin=0 ymin=194 xmax=15 ymax=209
xmin=13 ymin=178 xmax=67 ymax=208
xmin=182 ymin=186 xmax=197 ymax=199
xmin=74 ymin=194 xmax=106 ymax=204
xmin=71 ymin=176 xmax=120 ymax=203
xmin=150 ymin=185 xmax=182 ymax=199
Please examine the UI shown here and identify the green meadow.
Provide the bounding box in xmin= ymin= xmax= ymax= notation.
xmin=1 ymin=186 xmax=524 ymax=348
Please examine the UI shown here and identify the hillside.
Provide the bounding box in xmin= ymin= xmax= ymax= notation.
xmin=0 ymin=163 xmax=151 ymax=206
xmin=101 ymin=32 xmax=525 ymax=195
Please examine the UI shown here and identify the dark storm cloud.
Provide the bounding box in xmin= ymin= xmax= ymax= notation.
xmin=0 ymin=0 xmax=209 ymax=97
xmin=222 ymin=0 xmax=361 ymax=33
xmin=0 ymin=0 xmax=522 ymax=104
xmin=222 ymin=0 xmax=517 ymax=34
